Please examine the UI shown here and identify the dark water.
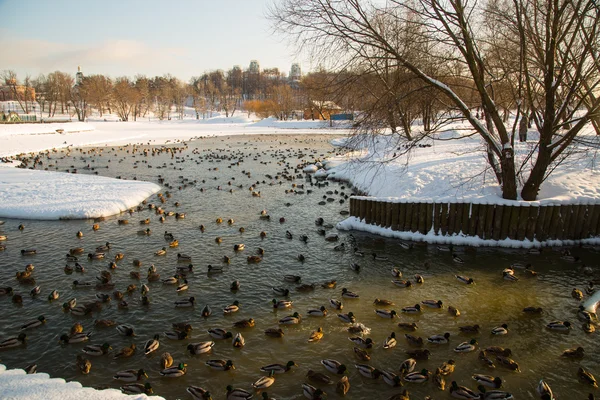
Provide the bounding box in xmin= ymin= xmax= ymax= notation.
xmin=0 ymin=135 xmax=598 ymax=400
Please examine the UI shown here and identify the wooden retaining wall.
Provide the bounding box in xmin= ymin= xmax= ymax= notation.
xmin=348 ymin=197 xmax=600 ymax=241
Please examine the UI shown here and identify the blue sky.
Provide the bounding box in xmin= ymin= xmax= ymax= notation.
xmin=0 ymin=0 xmax=306 ymax=81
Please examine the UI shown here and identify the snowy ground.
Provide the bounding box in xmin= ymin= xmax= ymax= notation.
xmin=0 ymin=364 xmax=160 ymax=400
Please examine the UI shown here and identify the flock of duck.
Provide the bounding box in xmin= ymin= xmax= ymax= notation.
xmin=0 ymin=137 xmax=599 ymax=400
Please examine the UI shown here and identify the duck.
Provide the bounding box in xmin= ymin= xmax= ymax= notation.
xmin=160 ymin=352 xmax=173 ymax=369
xmin=87 ymin=252 xmax=104 ymax=260
xmin=0 ymin=287 xmax=13 ymax=296
xmin=375 ymin=309 xmax=397 ymax=319
xmin=308 ymin=327 xmax=324 ymax=342
xmin=169 ymin=240 xmax=179 ymax=248
xmin=428 ymin=332 xmax=451 ymax=344
xmin=252 ymin=371 xmax=275 ymax=390
xmin=561 ymin=346 xmax=584 ymax=358
xmin=449 ymin=381 xmax=480 ymax=399
xmin=273 ymin=299 xmax=293 ymax=309
xmin=448 ymin=305 xmax=461 ymax=316
xmin=350 ymin=262 xmax=360 ymax=272
xmin=164 ymin=330 xmax=188 ymax=340
xmin=321 ymin=359 xmax=347 ymax=374
xmin=337 ymin=312 xmax=355 ymax=323
xmin=187 ymin=341 xmax=215 ymax=355
xmin=187 ymin=386 xmax=212 ymax=400
xmin=20 ymin=315 xmax=46 ymax=330
xmin=224 ymin=301 xmax=240 ymax=314
xmin=383 ymin=332 xmax=397 ymax=349
xmin=279 ymin=312 xmax=301 ymax=324
xmin=398 ymin=322 xmax=418 ymax=331
xmin=455 ymin=339 xmax=478 ymax=352
xmin=433 ymin=368 xmax=446 ymax=390
xmin=403 ymin=369 xmax=430 ymax=383
xmin=473 ymin=374 xmax=503 ymax=388
xmin=137 ymin=228 xmax=151 ymax=236
xmin=82 ymin=342 xmax=111 ymax=356
xmin=546 ymin=321 xmax=571 ymax=331
xmin=144 ymin=334 xmax=160 ymax=355
xmin=406 ymin=348 xmax=431 ymax=360
xmin=230 ymin=280 xmax=241 ymax=291
xmin=121 ymin=383 xmax=153 ymax=395
xmin=302 ymin=383 xmax=325 ymax=400
xmin=374 ymin=298 xmax=394 ymax=306
xmin=175 ymin=296 xmax=195 ymax=308
xmin=155 ymin=247 xmax=167 ymax=256
xmin=479 ymin=351 xmax=496 ymax=368
xmin=572 ymin=287 xmax=585 ymax=301
xmin=392 ymin=279 xmax=413 ymax=288
xmin=402 ymin=304 xmax=421 ymax=314
xmin=162 ymin=275 xmax=180 ymax=285
xmin=523 ymin=306 xmax=543 ymax=314
xmin=113 ymin=368 xmax=147 ymax=382
xmin=438 ymin=359 xmax=456 ymax=375
xmin=381 ymin=370 xmax=402 ymax=387
xmin=399 ymin=358 xmax=417 ymax=375
xmin=206 ymin=359 xmax=235 ymax=371
xmin=247 ymin=255 xmax=262 ymax=263
xmin=207 ymin=328 xmax=233 ymax=340
xmin=477 ymin=386 xmax=514 ymax=400
xmin=372 ymin=252 xmax=389 ymax=261
xmin=577 ymin=367 xmax=597 ymax=387
xmin=329 ymin=299 xmax=343 ymax=310
xmin=495 ymin=356 xmax=520 ymax=371
xmin=491 ymin=324 xmax=508 ymax=335
xmin=284 ymin=274 xmax=301 ymax=283
xmin=351 ymin=346 xmax=370 ymax=361
xmin=264 ymin=328 xmax=285 ymax=338
xmin=536 ymin=379 xmax=554 ymax=400
xmin=232 ymin=332 xmax=245 ymax=348
xmin=455 ymin=275 xmax=474 ymax=284
xmin=76 ymin=355 xmax=91 ymax=374
xmin=404 ymin=334 xmax=424 ymax=346
xmin=391 ymin=268 xmax=402 ymax=277
xmin=160 ymin=362 xmax=187 ymax=377
xmin=349 ymin=336 xmax=373 ymax=348
xmin=307 ymin=369 xmax=333 ymax=384
xmin=355 ymin=364 xmax=381 ymax=379
xmin=272 ymin=287 xmax=290 ymax=296
xmin=307 ymin=306 xmax=327 ymax=317
xmin=321 ymin=280 xmax=336 ymax=288
xmin=113 ymin=343 xmax=136 ymax=359
xmin=261 ymin=361 xmax=297 ymax=374
xmin=422 ymin=299 xmax=443 ymax=308
xmin=21 ymin=249 xmax=37 ymax=256
xmin=0 ymin=333 xmax=27 ymax=349
xmin=60 ymin=332 xmax=91 ymax=344
xmin=71 ymin=322 xmax=84 ymax=334
xmin=485 ymin=346 xmax=512 ymax=357
xmin=452 ymin=253 xmax=465 ymax=263
xmin=415 ymin=274 xmax=425 ymax=283
xmin=233 ymin=318 xmax=255 ymax=328
xmin=116 ymin=324 xmax=135 ymax=336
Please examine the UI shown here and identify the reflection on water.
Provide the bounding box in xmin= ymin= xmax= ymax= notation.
xmin=0 ymin=135 xmax=598 ymax=399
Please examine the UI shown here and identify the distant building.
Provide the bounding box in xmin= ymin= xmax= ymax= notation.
xmin=289 ymin=63 xmax=302 ymax=81
xmin=248 ymin=60 xmax=260 ymax=74
xmin=0 ymin=83 xmax=35 ymax=102
xmin=304 ymin=100 xmax=342 ymax=120
xmin=75 ymin=66 xmax=84 ymax=86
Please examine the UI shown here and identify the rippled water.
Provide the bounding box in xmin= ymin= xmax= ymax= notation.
xmin=0 ymin=135 xmax=598 ymax=400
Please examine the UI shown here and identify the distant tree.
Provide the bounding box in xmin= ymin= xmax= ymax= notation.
xmin=112 ymin=77 xmax=138 ymax=121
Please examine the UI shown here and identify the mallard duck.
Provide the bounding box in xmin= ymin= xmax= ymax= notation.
xmin=391 ymin=268 xmax=402 ymax=278
xmin=578 ymin=367 xmax=597 ymax=387
xmin=207 ymin=328 xmax=233 ymax=340
xmin=296 ymin=283 xmax=316 ymax=292
xmin=121 ymin=383 xmax=153 ymax=395
xmin=392 ymin=279 xmax=413 ymax=288
xmin=402 ymin=304 xmax=422 ymax=314
xmin=448 ymin=305 xmax=461 ymax=316
xmin=226 ymin=385 xmax=253 ymax=400
xmin=307 ymin=369 xmax=332 ymax=384
xmin=224 ymin=301 xmax=240 ymax=314
xmin=433 ymin=368 xmax=446 ymax=390
xmin=230 ymin=280 xmax=241 ymax=291
xmin=187 ymin=341 xmax=215 ymax=354
xmin=74 ymin=355 xmax=91 ymax=375
xmin=264 ymin=328 xmax=285 ymax=338
xmin=388 ymin=389 xmax=410 ymax=400
xmin=583 ymin=321 xmax=595 ymax=333
xmin=261 ymin=361 xmax=297 ymax=374
xmin=20 ymin=315 xmax=46 ymax=330
xmin=355 ymin=364 xmax=381 ymax=379
xmin=473 ymin=374 xmax=503 ymax=388
xmin=381 ymin=370 xmax=401 ymax=387
xmin=428 ymin=332 xmax=451 ymax=344
xmin=307 ymin=306 xmax=327 ymax=317
xmin=177 ymin=264 xmax=194 ymax=274
xmin=330 ymin=299 xmax=343 ymax=310
xmin=207 ymin=265 xmax=223 ymax=274
xmin=398 ymin=322 xmax=418 ymax=331
xmin=477 ymin=386 xmax=514 ymax=400
xmin=572 ymin=288 xmax=584 ymax=300
xmin=383 ymin=332 xmax=397 ymax=349
xmin=0 ymin=287 xmax=13 ymax=296
xmin=302 ymin=383 xmax=325 ymax=400
xmin=455 ymin=275 xmax=474 ymax=284
xmin=374 ymin=298 xmax=394 ymax=306
xmin=60 ymin=332 xmax=91 ymax=344
xmin=503 ymin=272 xmax=518 ymax=282
xmin=247 ymin=255 xmax=262 ymax=263
xmin=140 ymin=283 xmax=150 ymax=296
xmin=399 ymin=358 xmax=417 ymax=375
xmin=76 ymin=231 xmax=84 ymax=238
xmin=404 ymin=369 xmax=430 ymax=383
xmin=160 ymin=362 xmax=187 ymax=377
xmin=82 ymin=342 xmax=111 ymax=356
xmin=375 ymin=309 xmax=397 ymax=319
xmin=279 ymin=312 xmax=301 ymax=324
xmin=491 ymin=324 xmax=508 ymax=335
xmin=113 ymin=368 xmax=147 ymax=382
xmin=72 ymin=280 xmax=93 ymax=288
xmin=0 ymin=333 xmax=27 ymax=349
xmin=160 ymin=352 xmax=173 ymax=369
xmin=154 ymin=247 xmax=167 ymax=256
xmin=415 ymin=274 xmax=424 ymax=284
xmin=232 ymin=332 xmax=245 ymax=348
xmin=536 ymin=379 xmax=554 ymax=399
xmin=164 ymin=330 xmax=188 ymax=340
xmin=144 ymin=334 xmax=160 ymax=355
xmin=21 ymin=249 xmax=37 ymax=256
xmin=322 ymin=280 xmax=336 ymax=288
xmin=113 ymin=343 xmax=136 ymax=359
xmin=116 ymin=324 xmax=135 ymax=336
xmin=349 ymin=336 xmax=373 ymax=348
xmin=137 ymin=228 xmax=151 ymax=236
xmin=561 ymin=346 xmax=584 ymax=358
xmin=523 ymin=306 xmax=543 ymax=314
xmin=205 ymin=359 xmax=235 ymax=371
xmin=177 ymin=253 xmax=192 ymax=262
xmin=485 ymin=346 xmax=512 ymax=357
xmin=272 ymin=287 xmax=290 ymax=297
xmin=284 ymin=274 xmax=301 ymax=283
xmin=169 ymin=240 xmax=179 ymax=248
xmin=233 ymin=318 xmax=255 ymax=328
xmin=422 ymin=299 xmax=443 ymax=308
xmin=546 ymin=321 xmax=571 ymax=331
xmin=455 ymin=339 xmax=478 ymax=352
xmin=308 ymin=327 xmax=324 ymax=342
xmin=404 ymin=334 xmax=423 ymax=346
xmin=406 ymin=349 xmax=431 ymax=360
xmin=187 ymin=385 xmax=212 ymax=400
xmin=337 ymin=312 xmax=355 ymax=323
xmin=449 ymin=381 xmax=479 ymax=399
xmin=321 ymin=359 xmax=347 ymax=374
xmin=273 ymin=299 xmax=293 ymax=309
xmin=479 ymin=351 xmax=496 ymax=368
xmin=452 ymin=253 xmax=465 ymax=263
xmin=253 ymin=370 xmax=275 ymax=390
xmin=495 ymin=356 xmax=520 ymax=371
xmin=175 ymin=296 xmax=195 ymax=307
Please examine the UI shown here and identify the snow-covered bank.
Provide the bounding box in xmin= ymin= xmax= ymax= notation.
xmin=0 ymin=364 xmax=160 ymax=400
xmin=0 ymin=169 xmax=160 ymax=220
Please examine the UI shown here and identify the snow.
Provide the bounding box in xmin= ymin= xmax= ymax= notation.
xmin=0 ymin=364 xmax=161 ymax=400
xmin=0 ymin=168 xmax=160 ymax=220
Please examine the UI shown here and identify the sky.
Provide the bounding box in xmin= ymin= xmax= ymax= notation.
xmin=0 ymin=0 xmax=307 ymax=82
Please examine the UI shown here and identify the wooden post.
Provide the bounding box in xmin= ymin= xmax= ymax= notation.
xmin=525 ymin=206 xmax=538 ymax=241
xmin=567 ymin=204 xmax=582 ymax=239
xmin=398 ymin=202 xmax=407 ymax=231
xmin=410 ymin=203 xmax=419 ymax=233
xmin=448 ymin=203 xmax=457 ymax=236
xmin=433 ymin=203 xmax=442 ymax=235
xmin=441 ymin=203 xmax=449 ymax=236
xmin=476 ymin=204 xmax=487 ymax=238
xmin=374 ymin=201 xmax=382 ymax=226
xmin=469 ymin=203 xmax=479 ymax=236
xmin=580 ymin=204 xmax=592 ymax=239
xmin=492 ymin=205 xmax=504 ymax=240
xmin=500 ymin=205 xmax=513 ymax=239
xmin=558 ymin=205 xmax=572 ymax=240
xmin=516 ymin=205 xmax=529 ymax=241
xmin=426 ymin=202 xmax=434 ymax=234
xmin=460 ymin=203 xmax=470 ymax=234
xmin=508 ymin=205 xmax=520 ymax=239
xmin=359 ymin=199 xmax=367 ymax=221
xmin=589 ymin=205 xmax=600 ymax=237
xmin=365 ymin=200 xmax=373 ymax=225
xmin=404 ymin=203 xmax=413 ymax=232
xmin=391 ymin=203 xmax=400 ymax=231
xmin=385 ymin=202 xmax=393 ymax=228
xmin=418 ymin=202 xmax=428 ymax=234
xmin=535 ymin=206 xmax=548 ymax=241
xmin=484 ymin=204 xmax=495 ymax=239
xmin=548 ymin=205 xmax=562 ymax=239
xmin=543 ymin=205 xmax=556 ymax=240
xmin=452 ymin=203 xmax=462 ymax=235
